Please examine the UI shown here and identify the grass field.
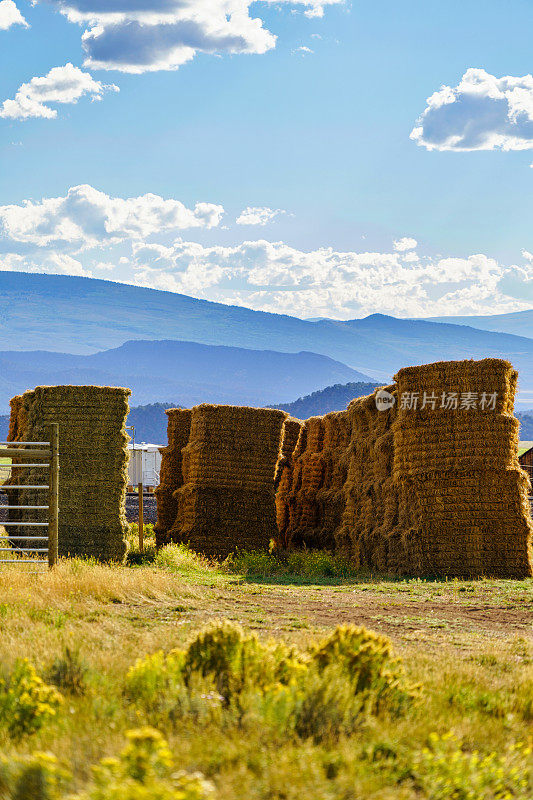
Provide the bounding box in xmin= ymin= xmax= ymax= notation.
xmin=0 ymin=538 xmax=531 ymax=798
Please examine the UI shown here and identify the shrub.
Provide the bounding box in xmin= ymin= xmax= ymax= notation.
xmin=309 ymin=625 xmax=416 ymax=715
xmin=74 ymin=727 xmax=215 ymax=800
xmin=125 ymin=651 xmax=185 ymax=713
xmin=225 ymin=549 xmax=361 ymax=580
xmin=154 ymin=544 xmax=213 ymax=574
xmin=0 ymin=660 xmax=63 ymax=740
xmin=0 ymin=752 xmax=70 ymax=800
xmin=413 ymin=732 xmax=533 ymax=800
xmin=124 ymin=621 xmax=415 ymax=742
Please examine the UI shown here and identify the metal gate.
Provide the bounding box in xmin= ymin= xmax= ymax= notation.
xmin=0 ymin=423 xmax=59 ymax=570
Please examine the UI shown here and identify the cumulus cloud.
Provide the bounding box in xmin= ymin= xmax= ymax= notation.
xmin=0 ymin=0 xmax=27 ymax=30
xmin=0 ymin=184 xmax=225 ymax=250
xmin=36 ymin=0 xmax=341 ymax=72
xmin=411 ymin=68 xmax=533 ymax=151
xmin=0 ymin=63 xmax=118 ymax=120
xmin=393 ymin=237 xmax=417 ymax=252
xmin=128 ymin=238 xmax=532 ymax=318
xmin=0 ymin=251 xmax=90 ymax=277
xmin=0 ymin=185 xmax=529 ymax=317
xmin=236 ymin=206 xmax=285 ymax=226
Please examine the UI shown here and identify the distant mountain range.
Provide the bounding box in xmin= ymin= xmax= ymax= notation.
xmin=0 ymin=339 xmax=371 ymax=411
xmin=0 ymin=272 xmax=532 ymax=393
xmin=0 ymin=272 xmax=531 ymax=409
xmin=423 ymin=310 xmax=533 ymax=341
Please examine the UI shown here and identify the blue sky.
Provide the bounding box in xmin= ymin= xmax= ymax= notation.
xmin=0 ymin=0 xmax=532 ymax=319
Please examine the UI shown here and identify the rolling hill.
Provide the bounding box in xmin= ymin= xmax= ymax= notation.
xmin=0 ymin=339 xmax=371 ymax=412
xmin=268 ymin=382 xmax=379 ymax=418
xmin=0 ymin=273 xmax=532 ymax=397
xmin=423 ymin=310 xmax=533 ymax=340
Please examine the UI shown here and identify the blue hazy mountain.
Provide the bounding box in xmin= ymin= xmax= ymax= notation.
xmin=422 ymin=310 xmax=533 ymax=340
xmin=0 ymin=339 xmax=372 ymax=411
xmin=0 ymin=272 xmax=532 ymax=396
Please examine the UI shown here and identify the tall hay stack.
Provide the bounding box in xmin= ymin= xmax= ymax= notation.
xmin=168 ymin=404 xmax=287 ymax=557
xmin=274 ymin=417 xmax=303 ymax=544
xmin=281 ymin=416 xmax=327 ymax=548
xmin=314 ymin=410 xmax=352 ymax=547
xmin=154 ymin=408 xmax=192 ymax=548
xmin=391 ymin=359 xmax=533 ymax=577
xmin=7 ymin=385 xmax=130 ymax=561
xmin=336 ymin=386 xmax=397 ymax=570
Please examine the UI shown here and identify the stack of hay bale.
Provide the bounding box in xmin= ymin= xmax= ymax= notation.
xmin=336 ymin=386 xmax=398 ymax=570
xmin=7 ymin=385 xmax=130 ymax=561
xmin=274 ymin=417 xmax=303 ymax=489
xmin=315 ymin=410 xmax=352 ymax=548
xmin=166 ymin=404 xmax=287 ymax=557
xmin=154 ymin=408 xmax=192 ymax=549
xmin=390 ymin=358 xmax=533 ymax=577
xmin=281 ymin=416 xmax=327 ymax=547
xmin=274 ymin=417 xmax=303 ymax=544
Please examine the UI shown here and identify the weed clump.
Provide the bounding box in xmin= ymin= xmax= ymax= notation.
xmin=47 ymin=647 xmax=88 ymax=697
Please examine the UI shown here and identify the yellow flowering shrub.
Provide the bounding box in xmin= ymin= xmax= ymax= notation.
xmin=0 ymin=751 xmax=70 ymax=800
xmin=124 ymin=621 xmax=416 ymax=742
xmin=0 ymin=659 xmax=63 ymax=739
xmin=73 ymin=727 xmax=215 ymax=800
xmin=413 ymin=732 xmax=533 ymax=799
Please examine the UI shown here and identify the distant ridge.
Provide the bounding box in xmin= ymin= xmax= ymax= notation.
xmin=0 ymin=272 xmax=531 ymax=396
xmin=421 ymin=310 xmax=533 ymax=340
xmin=0 ymin=339 xmax=371 ymax=411
xmin=269 ymin=381 xmax=380 ymax=417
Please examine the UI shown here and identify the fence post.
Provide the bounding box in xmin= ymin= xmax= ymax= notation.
xmin=48 ymin=423 xmax=59 ymax=568
xmin=138 ymin=482 xmax=144 ymax=553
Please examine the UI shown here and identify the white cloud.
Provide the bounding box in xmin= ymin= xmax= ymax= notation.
xmin=293 ymin=45 xmax=313 ymax=54
xmin=236 ymin=206 xmax=285 ymax=226
xmin=411 ymin=68 xmax=533 ymax=152
xmin=0 ymin=63 xmax=118 ymax=120
xmin=0 ymin=184 xmax=225 ymax=250
xmin=129 ymin=238 xmax=532 ymax=318
xmin=0 ymin=0 xmax=27 ymax=30
xmin=36 ymin=0 xmax=341 ymax=73
xmin=0 ymin=251 xmax=91 ymax=277
xmin=393 ymin=236 xmax=417 ymax=252
xmin=1 ymin=186 xmax=530 ymax=318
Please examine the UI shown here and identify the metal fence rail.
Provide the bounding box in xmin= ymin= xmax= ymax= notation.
xmin=0 ymin=423 xmax=59 ymax=571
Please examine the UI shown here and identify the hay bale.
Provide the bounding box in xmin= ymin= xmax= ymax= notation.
xmin=169 ymin=404 xmax=287 ymax=557
xmin=155 ymin=408 xmax=192 ymax=548
xmin=391 ymin=358 xmax=533 ymax=578
xmin=7 ymin=385 xmax=130 ymax=561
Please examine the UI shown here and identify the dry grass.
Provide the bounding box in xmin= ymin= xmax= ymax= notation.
xmin=0 ymin=554 xmax=531 ymax=798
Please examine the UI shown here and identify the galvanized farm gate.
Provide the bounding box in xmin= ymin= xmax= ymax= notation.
xmin=0 ymin=423 xmax=59 ymax=570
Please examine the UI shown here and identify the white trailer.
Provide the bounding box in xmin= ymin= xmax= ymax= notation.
xmin=127 ymin=443 xmax=162 ymax=488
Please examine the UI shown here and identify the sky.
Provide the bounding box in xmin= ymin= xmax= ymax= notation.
xmin=0 ymin=0 xmax=532 ymax=320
